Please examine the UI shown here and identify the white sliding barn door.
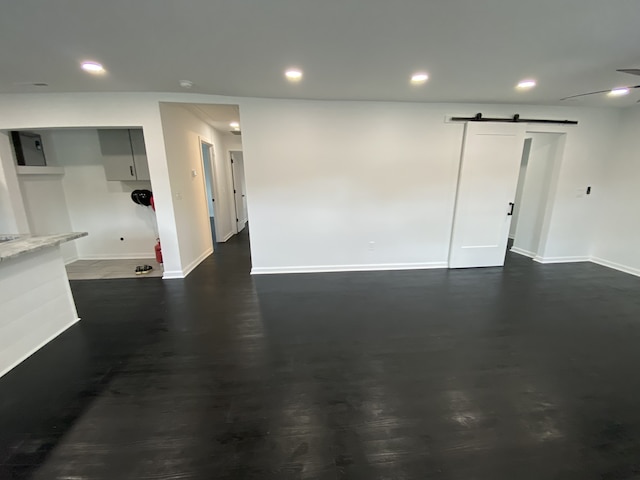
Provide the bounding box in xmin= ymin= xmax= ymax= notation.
xmin=449 ymin=122 xmax=526 ymax=268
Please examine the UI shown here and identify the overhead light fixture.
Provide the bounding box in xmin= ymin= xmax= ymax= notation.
xmin=230 ymin=122 xmax=240 ymax=129
xmin=609 ymin=87 xmax=630 ymax=97
xmin=410 ymin=72 xmax=429 ymax=85
xmin=285 ymin=69 xmax=303 ymax=82
xmin=81 ymin=61 xmax=105 ymax=74
xmin=179 ymin=80 xmax=194 ymax=89
xmin=516 ymin=79 xmax=536 ymax=89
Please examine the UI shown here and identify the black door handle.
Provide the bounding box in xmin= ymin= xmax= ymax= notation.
xmin=508 ymin=202 xmax=515 ymax=216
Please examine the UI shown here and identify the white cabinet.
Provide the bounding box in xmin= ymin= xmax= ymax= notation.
xmin=98 ymin=129 xmax=150 ymax=181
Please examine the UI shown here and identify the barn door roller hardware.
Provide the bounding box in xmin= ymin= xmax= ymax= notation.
xmin=450 ymin=113 xmax=578 ymax=125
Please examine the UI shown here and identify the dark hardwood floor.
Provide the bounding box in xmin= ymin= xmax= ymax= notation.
xmin=2 ymin=230 xmax=640 ymax=479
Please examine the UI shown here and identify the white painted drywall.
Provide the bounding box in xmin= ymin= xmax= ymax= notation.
xmin=0 ymin=246 xmax=79 ymax=378
xmin=49 ymin=129 xmax=158 ymax=260
xmin=240 ymin=99 xmax=619 ymax=272
xmin=512 ymin=133 xmax=563 ymax=257
xmin=592 ymin=105 xmax=640 ymax=275
xmin=0 ymin=92 xmax=623 ymax=276
xmin=18 ymin=173 xmax=78 ymax=263
xmin=0 ymin=93 xmax=184 ymax=276
xmin=0 ymin=132 xmax=29 ymax=233
xmin=159 ymin=104 xmax=237 ymax=274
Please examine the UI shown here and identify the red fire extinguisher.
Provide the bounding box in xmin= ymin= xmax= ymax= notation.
xmin=155 ymin=239 xmax=163 ymax=264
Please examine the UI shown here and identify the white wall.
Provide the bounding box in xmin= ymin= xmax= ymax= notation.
xmin=51 ymin=129 xmax=158 ymax=260
xmin=158 ymin=104 xmax=237 ymax=275
xmin=512 ymin=133 xmax=564 ymax=258
xmin=0 ymin=93 xmax=184 ymax=277
xmin=0 ymin=92 xmax=623 ymax=277
xmin=592 ymin=105 xmax=640 ymax=275
xmin=0 ymin=132 xmax=29 ymax=233
xmin=240 ymin=99 xmax=619 ymax=273
xmin=18 ymin=173 xmax=78 ymax=263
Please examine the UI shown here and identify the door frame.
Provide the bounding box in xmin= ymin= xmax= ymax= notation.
xmin=511 ymin=128 xmax=568 ymax=261
xmin=199 ymin=138 xmax=218 ymax=248
xmin=229 ymin=150 xmax=246 ymax=233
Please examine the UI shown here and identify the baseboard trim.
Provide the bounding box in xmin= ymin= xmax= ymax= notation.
xmin=533 ymin=255 xmax=591 ymax=264
xmin=162 ymin=270 xmax=184 ymax=280
xmin=220 ymin=231 xmax=234 ymax=243
xmin=64 ymin=255 xmax=79 ymax=265
xmin=251 ymin=262 xmax=448 ymax=275
xmin=163 ymin=248 xmax=214 ymax=280
xmin=590 ymin=257 xmax=640 ymax=278
xmin=510 ymin=247 xmax=536 ymax=258
xmin=78 ymin=254 xmax=156 ymax=261
xmin=0 ymin=317 xmax=81 ymax=379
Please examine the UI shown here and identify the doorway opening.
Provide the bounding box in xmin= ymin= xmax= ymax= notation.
xmin=200 ymin=140 xmax=217 ymax=246
xmin=509 ymin=132 xmax=567 ymax=260
xmin=230 ymin=151 xmax=248 ymax=233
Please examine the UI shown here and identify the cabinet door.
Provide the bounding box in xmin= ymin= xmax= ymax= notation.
xmin=129 ymin=129 xmax=150 ymax=181
xmin=98 ymin=129 xmax=136 ymax=181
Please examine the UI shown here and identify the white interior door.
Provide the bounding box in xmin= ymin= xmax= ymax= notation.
xmin=231 ymin=151 xmax=247 ymax=231
xmin=449 ymin=122 xmax=526 ymax=268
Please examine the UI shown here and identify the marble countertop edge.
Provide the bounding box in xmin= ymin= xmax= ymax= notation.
xmin=0 ymin=232 xmax=88 ymax=263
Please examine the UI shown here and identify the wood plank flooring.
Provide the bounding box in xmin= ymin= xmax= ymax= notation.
xmin=2 ymin=230 xmax=640 ymax=479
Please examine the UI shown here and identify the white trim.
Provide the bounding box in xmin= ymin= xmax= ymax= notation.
xmin=162 ymin=270 xmax=184 ymax=279
xmin=533 ymin=255 xmax=590 ymax=264
xmin=182 ymin=247 xmax=214 ymax=277
xmin=251 ymin=262 xmax=448 ymax=275
xmin=590 ymin=257 xmax=640 ymax=278
xmin=220 ymin=230 xmax=235 ymax=242
xmin=77 ymin=253 xmax=156 ymax=260
xmin=64 ymin=255 xmax=79 ymax=265
xmin=0 ymin=317 xmax=80 ymax=379
xmin=510 ymin=246 xmax=536 ymax=258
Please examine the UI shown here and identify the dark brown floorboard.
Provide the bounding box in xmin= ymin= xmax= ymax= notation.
xmin=2 ymin=229 xmax=640 ymax=479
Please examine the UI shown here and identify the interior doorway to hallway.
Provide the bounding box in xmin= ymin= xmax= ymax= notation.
xmin=509 ymin=132 xmax=567 ymax=261
xmin=200 ymin=140 xmax=217 ymax=246
xmin=230 ymin=151 xmax=248 ymax=233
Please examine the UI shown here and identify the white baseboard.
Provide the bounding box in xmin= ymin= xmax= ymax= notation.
xmin=510 ymin=246 xmax=536 ymax=258
xmin=162 ymin=270 xmax=184 ymax=280
xmin=590 ymin=257 xmax=640 ymax=278
xmin=163 ymin=248 xmax=213 ymax=279
xmin=533 ymin=255 xmax=590 ymax=264
xmin=251 ymin=262 xmax=448 ymax=275
xmin=78 ymin=253 xmax=156 ymax=261
xmin=64 ymin=255 xmax=79 ymax=265
xmin=220 ymin=231 xmax=234 ymax=243
xmin=0 ymin=317 xmax=80 ymax=379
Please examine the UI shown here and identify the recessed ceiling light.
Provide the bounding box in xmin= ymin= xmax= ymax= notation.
xmin=230 ymin=122 xmax=240 ymax=128
xmin=81 ymin=61 xmax=105 ymax=74
xmin=410 ymin=72 xmax=429 ymax=85
xmin=179 ymin=80 xmax=194 ymax=89
xmin=285 ymin=69 xmax=303 ymax=82
xmin=516 ymin=79 xmax=536 ymax=89
xmin=609 ymin=87 xmax=630 ymax=97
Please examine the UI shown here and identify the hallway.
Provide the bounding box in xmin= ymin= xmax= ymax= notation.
xmin=2 ymin=233 xmax=640 ymax=479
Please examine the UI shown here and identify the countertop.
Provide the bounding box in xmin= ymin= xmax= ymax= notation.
xmin=0 ymin=233 xmax=88 ymax=263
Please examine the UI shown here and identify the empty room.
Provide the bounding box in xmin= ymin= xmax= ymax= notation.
xmin=1 ymin=1 xmax=640 ymax=479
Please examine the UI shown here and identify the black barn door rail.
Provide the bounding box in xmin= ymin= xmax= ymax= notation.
xmin=450 ymin=113 xmax=578 ymax=125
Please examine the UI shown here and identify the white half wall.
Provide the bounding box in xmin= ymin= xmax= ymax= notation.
xmin=239 ymin=99 xmax=619 ymax=273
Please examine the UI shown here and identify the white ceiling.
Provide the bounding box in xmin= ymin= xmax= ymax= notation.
xmin=182 ymin=104 xmax=241 ymax=133
xmin=2 ymin=0 xmax=640 ymax=106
